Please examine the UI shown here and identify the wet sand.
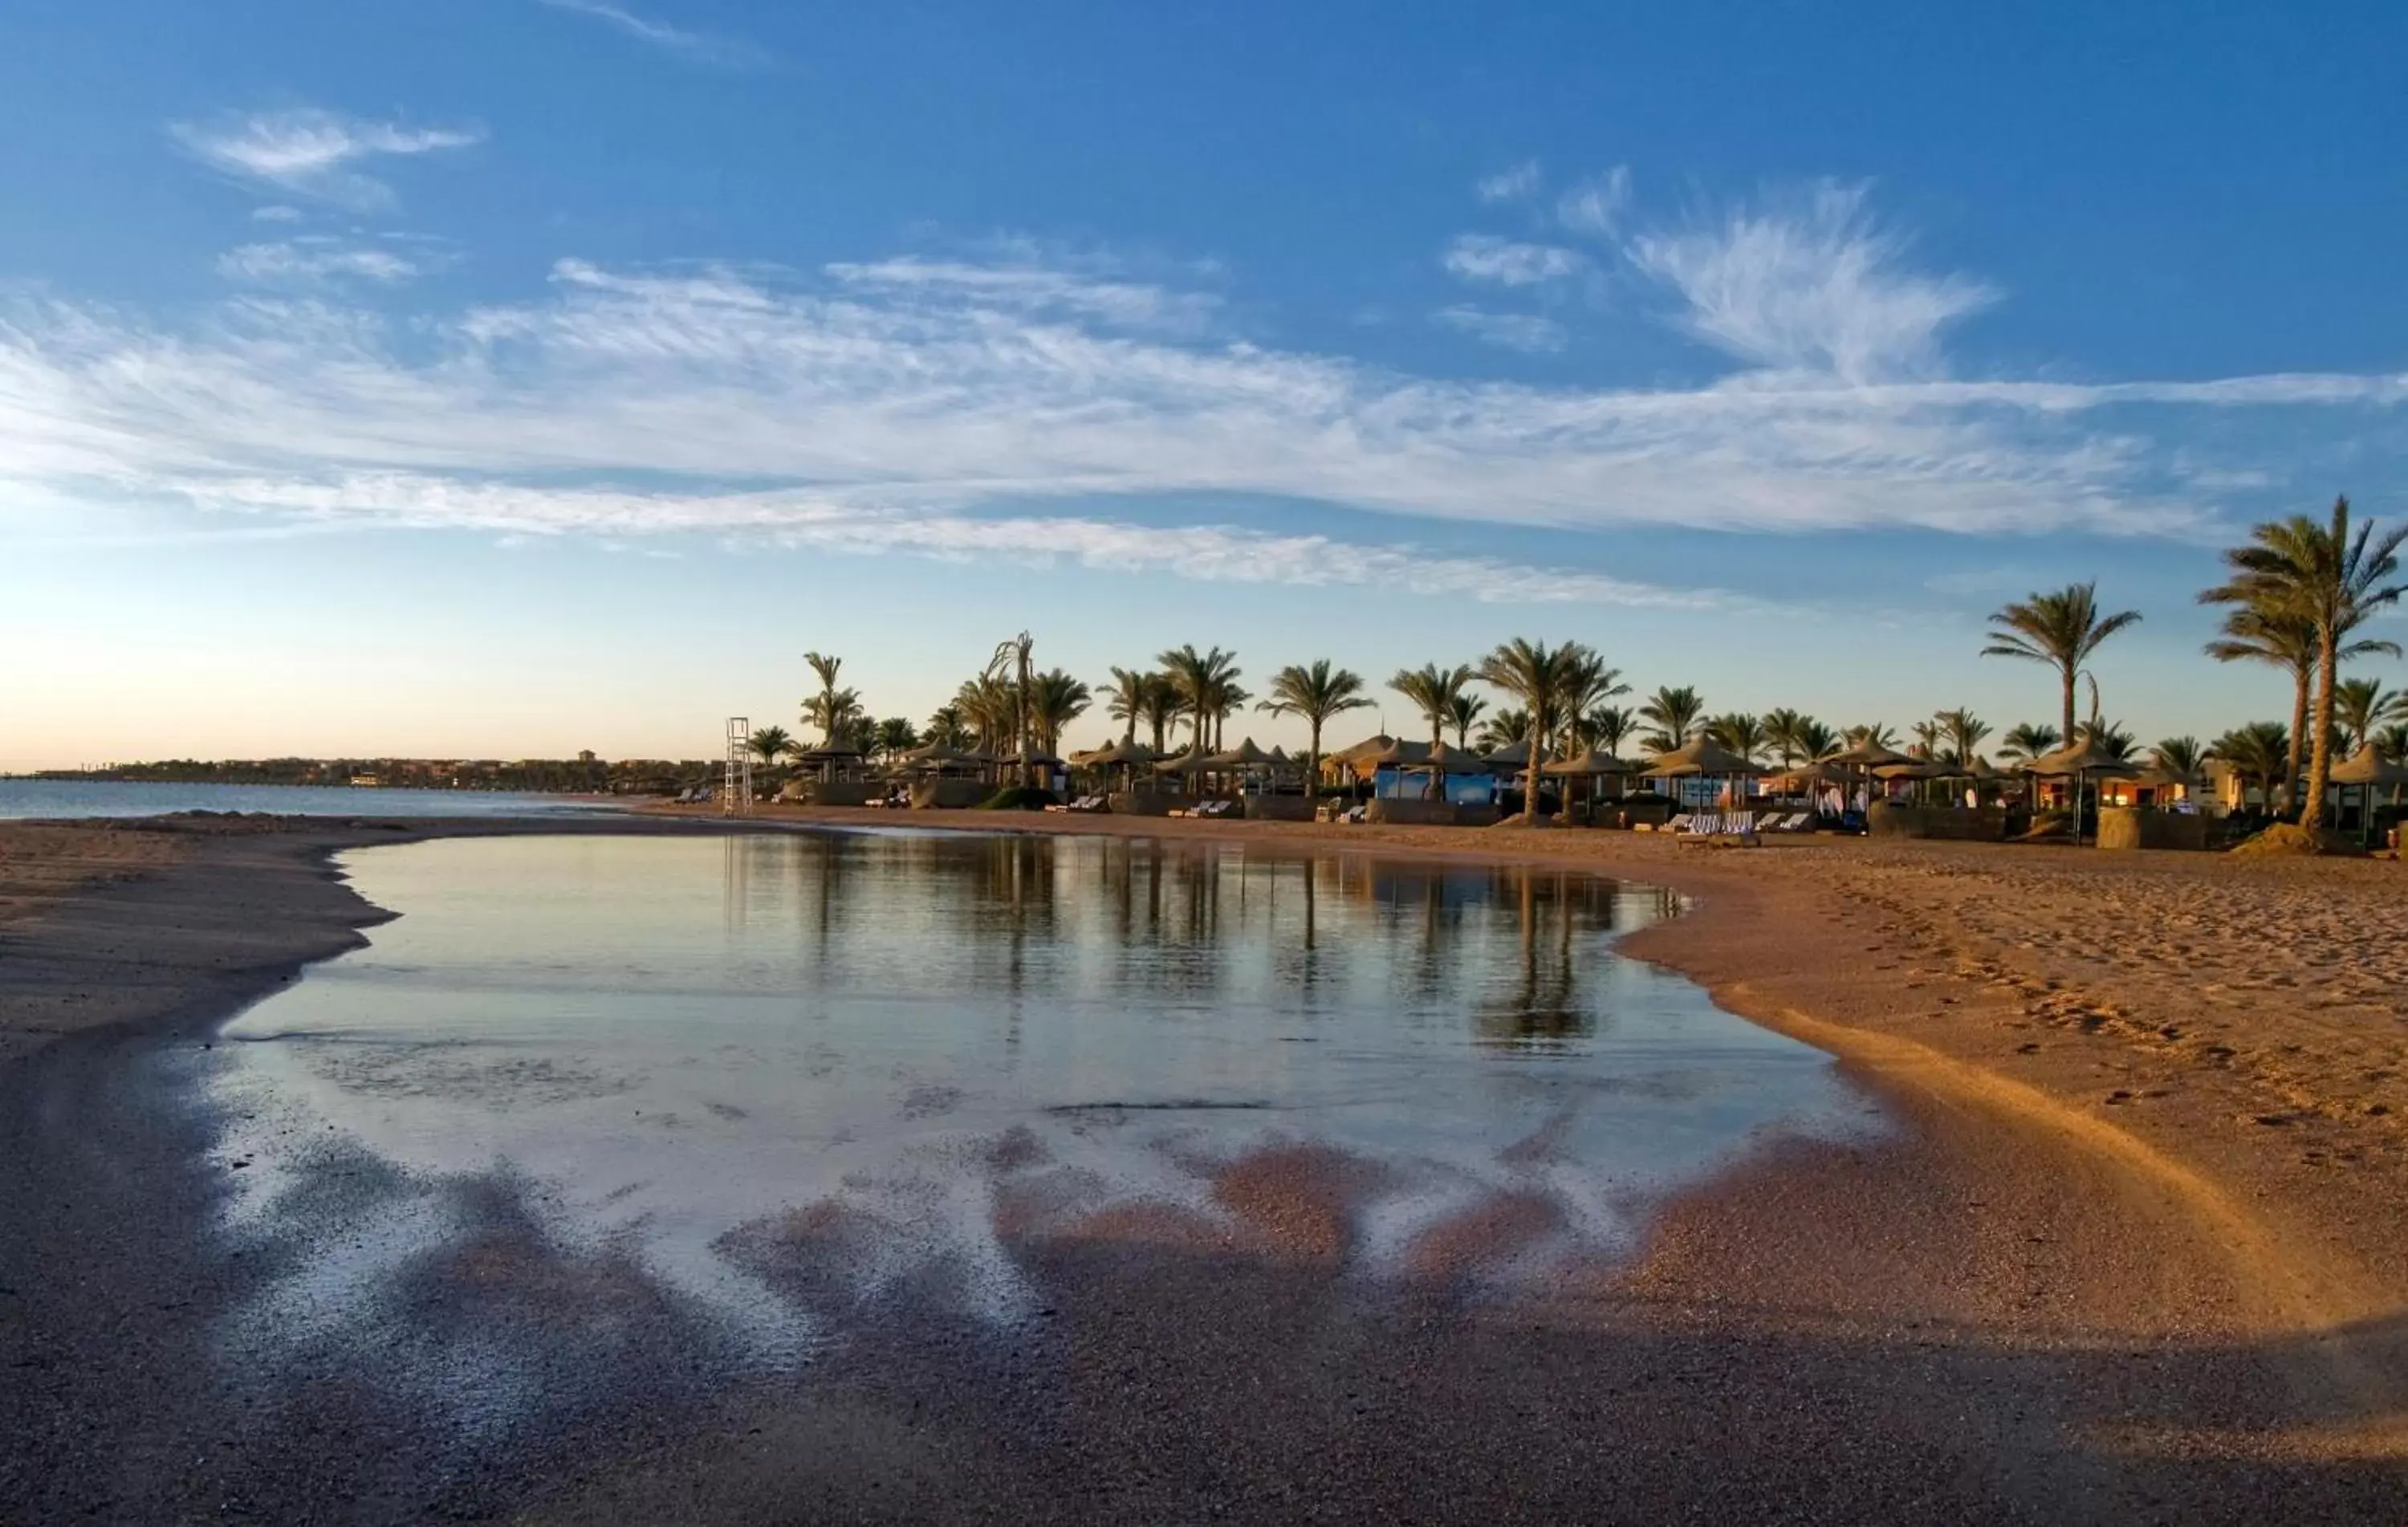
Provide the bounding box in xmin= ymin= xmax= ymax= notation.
xmin=2 ymin=810 xmax=2404 ymax=1522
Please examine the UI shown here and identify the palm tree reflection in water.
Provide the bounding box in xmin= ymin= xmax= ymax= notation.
xmin=733 ymin=831 xmax=1675 ymax=1045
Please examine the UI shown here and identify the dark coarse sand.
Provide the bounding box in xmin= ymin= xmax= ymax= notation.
xmin=3 ymin=812 xmax=2405 ymax=1525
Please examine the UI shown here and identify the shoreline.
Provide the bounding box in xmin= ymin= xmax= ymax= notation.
xmin=3 ymin=808 xmax=2404 ymax=1521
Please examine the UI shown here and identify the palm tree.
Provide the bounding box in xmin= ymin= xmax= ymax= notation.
xmin=2201 ymin=607 xmax=2317 ymax=814
xmin=802 ymin=651 xmax=852 ymax=747
xmin=2203 ymin=498 xmax=2408 ymax=826
xmin=1997 ymin=723 xmax=2060 ymax=764
xmin=1981 ymin=583 xmax=2142 ymax=748
xmin=747 ymin=725 xmax=795 ymax=767
xmin=1703 ymin=712 xmax=1767 ymax=764
xmin=1763 ymin=708 xmax=1810 ymax=767
xmin=1936 ymin=708 xmax=1991 ymax=766
xmin=954 ymin=674 xmax=1016 ymax=755
xmin=1157 ymin=645 xmax=1243 ymax=750
xmin=2211 ymin=722 xmax=2292 ymax=812
xmin=1476 ymin=707 xmax=1531 ymax=753
xmin=923 ymin=704 xmax=971 ymax=751
xmin=1446 ymin=692 xmax=1488 ymax=749
xmin=986 ymin=632 xmax=1038 ymax=786
xmin=1027 ymin=669 xmax=1092 ymax=756
xmin=1578 ymin=705 xmax=1637 ymax=759
xmin=2333 ymin=677 xmax=2402 ymax=756
xmin=1910 ymin=719 xmax=1944 ymax=759
xmin=1134 ymin=673 xmax=1182 ymax=753
xmin=2375 ymin=723 xmax=2408 ymax=764
xmin=801 ymin=684 xmax=864 ymax=749
xmin=1098 ymin=666 xmax=1153 ymax=744
xmin=1560 ymin=659 xmax=1631 ymax=750
xmin=2076 ymin=718 xmax=2138 ymax=763
xmin=2153 ymin=736 xmax=2206 ymax=777
xmin=1476 ymin=639 xmax=1594 ymax=825
xmin=1793 ymin=718 xmax=1841 ymax=761
xmin=1638 ymin=685 xmax=1704 ymax=754
xmin=1390 ymin=664 xmax=1474 ymax=751
xmin=1256 ymin=661 xmax=1372 ymax=789
xmin=1846 ymin=721 xmax=1900 ymax=751
xmin=873 ymin=717 xmax=920 ymax=764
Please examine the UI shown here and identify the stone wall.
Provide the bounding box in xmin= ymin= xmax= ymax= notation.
xmin=2096 ymin=806 xmax=2211 ymax=852
xmin=912 ymin=779 xmax=990 ymax=810
xmin=1365 ymin=797 xmax=1458 ymax=827
xmin=1243 ymin=796 xmax=1314 ymax=822
xmin=1866 ymin=802 xmax=2009 ymax=841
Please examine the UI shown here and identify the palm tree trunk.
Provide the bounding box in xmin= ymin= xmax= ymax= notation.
xmin=1426 ymin=722 xmax=1442 ymax=802
xmin=1522 ymin=718 xmax=1546 ymax=826
xmin=1307 ymin=719 xmax=1323 ymax=810
xmin=2300 ymin=634 xmax=2340 ymax=829
xmin=2059 ymin=666 xmax=2076 ymax=750
xmin=2284 ymin=666 xmax=2308 ymax=815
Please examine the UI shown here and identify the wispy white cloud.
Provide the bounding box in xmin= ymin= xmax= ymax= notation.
xmin=1556 ymin=166 xmax=1631 ymax=235
xmin=1442 ymin=234 xmax=1585 ymax=288
xmin=251 ymin=205 xmax=304 ymax=223
xmin=5 ymin=190 xmax=2405 ymax=611
xmin=1475 ymin=161 xmax=1542 ymax=203
xmin=824 ymin=255 xmax=1221 ymax=336
xmin=1433 ymin=306 xmax=1568 ymax=354
xmin=215 ymin=239 xmax=427 ymax=286
xmin=169 ymin=108 xmax=482 ymax=209
xmin=534 ymin=0 xmax=774 ymax=68
xmin=1625 ymin=179 xmax=1994 ymax=382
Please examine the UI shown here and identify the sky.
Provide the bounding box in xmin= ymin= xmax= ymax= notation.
xmin=3 ymin=1 xmax=2406 ymax=769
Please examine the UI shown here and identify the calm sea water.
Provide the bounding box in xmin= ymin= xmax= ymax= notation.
xmin=202 ymin=830 xmax=1869 ymax=1375
xmin=0 ymin=778 xmax=620 ymax=821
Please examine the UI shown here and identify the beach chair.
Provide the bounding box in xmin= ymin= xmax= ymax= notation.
xmin=1664 ymin=813 xmax=1694 ymax=835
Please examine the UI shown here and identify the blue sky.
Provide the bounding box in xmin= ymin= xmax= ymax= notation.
xmin=3 ymin=1 xmax=2406 ymax=768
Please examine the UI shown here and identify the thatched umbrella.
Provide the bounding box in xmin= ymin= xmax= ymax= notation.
xmin=1822 ymin=739 xmax=1916 ymax=768
xmin=2329 ymin=747 xmax=2408 ymax=845
xmin=1644 ymin=739 xmax=1764 ymax=815
xmin=1543 ymin=748 xmax=1636 ymax=821
xmin=1205 ymin=736 xmax=1277 ymax=768
xmin=1154 ymin=743 xmax=1215 ymax=796
xmin=2024 ymin=739 xmax=2139 ymax=846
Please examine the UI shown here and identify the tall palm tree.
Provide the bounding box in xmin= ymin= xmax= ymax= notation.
xmin=1981 ymin=582 xmax=2142 ymax=748
xmin=2152 ymin=736 xmax=2206 ymax=776
xmin=986 ymin=632 xmax=1038 ymax=786
xmin=1446 ymin=692 xmax=1488 ymax=749
xmin=2201 ymin=607 xmax=2317 ymax=814
xmin=1794 ymin=718 xmax=1841 ymax=761
xmin=1638 ymin=685 xmax=1704 ymax=754
xmin=2211 ymin=722 xmax=2292 ymax=812
xmin=1389 ymin=664 xmax=1474 ymax=751
xmin=2375 ymin=723 xmax=2408 ymax=764
xmin=1910 ymin=719 xmax=1944 ymax=759
xmin=747 ymin=725 xmax=795 ymax=767
xmin=1935 ymin=708 xmax=1991 ymax=766
xmin=2202 ymin=498 xmax=2408 ymax=825
xmin=2333 ymin=677 xmax=2402 ymax=756
xmin=1026 ymin=669 xmax=1092 ymax=756
xmin=953 ymin=674 xmax=1016 ymax=755
xmin=1098 ymin=666 xmax=1153 ymax=744
xmin=1256 ymin=661 xmax=1371 ymax=789
xmin=1476 ymin=639 xmax=1593 ymax=825
xmin=1846 ymin=721 xmax=1900 ymax=751
xmin=1703 ymin=712 xmax=1767 ymax=764
xmin=1997 ymin=723 xmax=2060 ymax=764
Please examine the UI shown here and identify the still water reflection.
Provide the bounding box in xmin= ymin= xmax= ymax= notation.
xmin=207 ymin=831 xmax=1865 ymax=1354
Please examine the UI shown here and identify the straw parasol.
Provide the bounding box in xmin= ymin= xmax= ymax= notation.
xmin=1154 ymin=742 xmax=1215 ymax=776
xmin=1542 ymin=748 xmax=1636 ymax=776
xmin=901 ymin=743 xmax=987 ymax=770
xmin=1822 ymin=739 xmax=1916 ymax=768
xmin=2330 ymin=747 xmax=2408 ymax=845
xmin=1641 ymin=739 xmax=1764 ymax=778
xmin=2024 ymin=739 xmax=2138 ymax=846
xmin=1763 ymin=759 xmax=1847 ymax=792
xmin=1205 ymin=737 xmax=1277 ymax=768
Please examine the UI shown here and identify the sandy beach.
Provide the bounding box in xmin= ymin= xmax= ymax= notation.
xmin=3 ymin=808 xmax=2404 ymax=1523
